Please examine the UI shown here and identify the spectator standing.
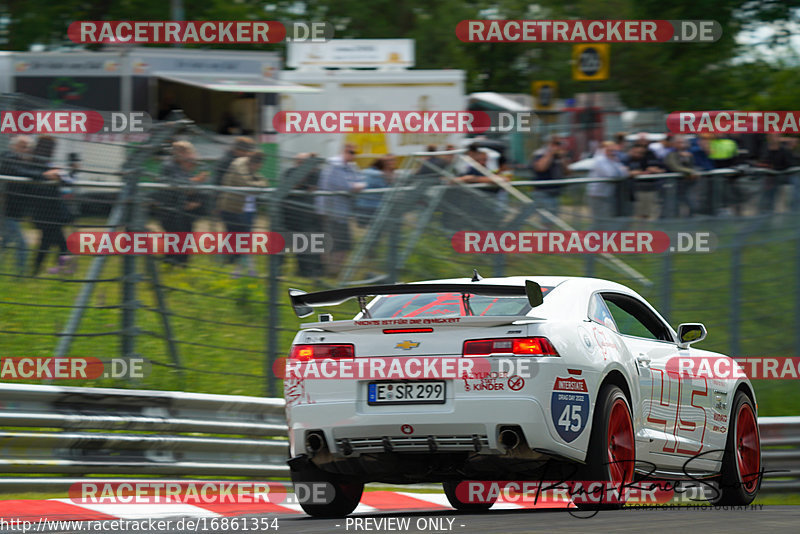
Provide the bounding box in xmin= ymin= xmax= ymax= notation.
xmin=690 ymin=135 xmax=715 ymax=215
xmin=62 ymin=153 xmax=81 ymax=219
xmin=441 ymin=144 xmax=480 ymax=231
xmin=456 ymin=150 xmax=510 ymax=226
xmin=648 ymin=133 xmax=673 ymax=160
xmin=213 ymin=137 xmax=256 ymax=187
xmin=355 ymin=154 xmax=396 ymax=225
xmin=415 ymin=144 xmax=454 ymax=182
xmin=588 ymin=141 xmax=627 ymax=221
xmin=613 ymin=132 xmax=629 ymax=163
xmin=157 ymin=141 xmax=208 ymax=267
xmin=664 ymin=136 xmax=700 ymax=217
xmin=709 ymin=135 xmax=741 ymax=215
xmin=531 ymin=136 xmax=570 ymax=215
xmin=210 ymin=137 xmax=255 ymax=233
xmin=627 ymin=143 xmax=666 ymax=220
xmin=29 ymin=136 xmax=75 ymax=275
xmin=282 ymin=153 xmax=323 ymax=278
xmin=757 ymin=134 xmax=796 ymax=213
xmin=219 ymin=152 xmax=268 ymax=277
xmin=0 ymin=135 xmax=34 ymax=274
xmin=709 ymin=135 xmax=739 ymax=167
xmin=316 ymin=144 xmax=365 ymax=276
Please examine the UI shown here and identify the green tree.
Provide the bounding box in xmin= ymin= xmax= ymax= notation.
xmin=4 ymin=0 xmax=799 ymax=109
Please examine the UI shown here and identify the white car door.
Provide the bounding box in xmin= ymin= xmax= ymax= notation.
xmin=599 ymin=292 xmax=709 ymax=473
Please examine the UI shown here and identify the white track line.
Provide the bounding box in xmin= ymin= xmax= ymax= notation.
xmin=50 ymin=499 xmax=222 ymax=520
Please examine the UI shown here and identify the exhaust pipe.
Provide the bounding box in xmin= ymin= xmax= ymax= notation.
xmin=499 ymin=428 xmax=521 ymax=450
xmin=305 ymin=431 xmax=326 ymax=454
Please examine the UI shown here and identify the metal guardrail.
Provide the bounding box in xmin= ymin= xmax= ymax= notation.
xmin=760 ymin=416 xmax=800 ymax=492
xmin=0 ymin=383 xmax=289 ymax=486
xmin=0 ymin=384 xmax=796 ymax=494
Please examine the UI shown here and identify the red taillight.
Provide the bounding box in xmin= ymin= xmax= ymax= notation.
xmin=289 ymin=344 xmax=355 ymax=361
xmin=462 ymin=337 xmax=559 ymax=357
xmin=382 ymin=328 xmax=434 ymax=334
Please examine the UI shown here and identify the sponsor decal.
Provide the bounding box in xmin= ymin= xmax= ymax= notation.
xmin=401 ymin=424 xmax=414 ymax=435
xmin=551 ymin=377 xmax=590 ymax=442
xmin=592 ymin=327 xmax=619 ymax=359
xmin=507 ymin=375 xmax=525 ymax=391
xmin=284 ymin=376 xmax=313 ymax=407
xmin=354 ymin=318 xmax=460 ymax=326
xmin=463 ymin=372 xmax=507 ymax=392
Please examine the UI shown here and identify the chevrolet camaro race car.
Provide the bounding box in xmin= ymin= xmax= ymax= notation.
xmin=283 ymin=275 xmax=761 ymax=517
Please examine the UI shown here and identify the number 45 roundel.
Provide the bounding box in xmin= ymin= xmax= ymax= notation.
xmin=551 ymin=377 xmax=590 ymax=442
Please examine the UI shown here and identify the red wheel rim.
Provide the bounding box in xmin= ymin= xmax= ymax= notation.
xmin=607 ymin=398 xmax=635 ymax=485
xmin=735 ymin=402 xmax=760 ymax=493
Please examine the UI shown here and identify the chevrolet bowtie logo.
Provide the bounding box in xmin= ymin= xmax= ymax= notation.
xmin=395 ymin=340 xmax=420 ymax=350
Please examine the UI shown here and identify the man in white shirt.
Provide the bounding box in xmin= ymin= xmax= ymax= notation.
xmin=588 ymin=141 xmax=628 ymax=221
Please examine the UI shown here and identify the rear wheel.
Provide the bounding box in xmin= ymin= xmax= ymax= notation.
xmin=577 ymin=384 xmax=635 ymax=510
xmin=290 ymin=461 xmax=364 ymax=518
xmin=710 ymin=391 xmax=761 ymax=505
xmin=443 ymin=481 xmax=496 ymax=512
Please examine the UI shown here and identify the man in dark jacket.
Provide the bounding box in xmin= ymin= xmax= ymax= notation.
xmin=0 ymin=136 xmax=34 ymax=274
xmin=531 ymin=135 xmax=570 ymax=215
xmin=627 ymin=143 xmax=666 ymax=220
xmin=29 ymin=136 xmax=74 ymax=275
xmin=758 ymin=134 xmax=796 ymax=213
xmin=664 ymin=136 xmax=699 ymax=217
xmin=281 ymin=153 xmax=324 ymax=277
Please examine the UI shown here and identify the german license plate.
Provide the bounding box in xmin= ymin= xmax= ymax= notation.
xmin=368 ymin=381 xmax=446 ymax=405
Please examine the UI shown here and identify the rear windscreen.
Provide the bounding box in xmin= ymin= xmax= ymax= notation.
xmin=366 ymin=288 xmax=552 ymax=318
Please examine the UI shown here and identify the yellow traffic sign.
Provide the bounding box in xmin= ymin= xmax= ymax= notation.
xmin=572 ymin=44 xmax=609 ymax=81
xmin=532 ymin=81 xmax=558 ymax=109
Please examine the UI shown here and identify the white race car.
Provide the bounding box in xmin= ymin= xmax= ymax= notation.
xmin=284 ymin=275 xmax=761 ymax=517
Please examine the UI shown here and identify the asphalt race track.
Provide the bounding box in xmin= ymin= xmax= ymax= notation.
xmin=13 ymin=506 xmax=799 ymax=534
xmin=231 ymin=506 xmax=799 ymax=534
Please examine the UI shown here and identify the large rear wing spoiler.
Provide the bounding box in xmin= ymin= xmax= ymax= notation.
xmin=288 ymin=281 xmax=544 ymax=318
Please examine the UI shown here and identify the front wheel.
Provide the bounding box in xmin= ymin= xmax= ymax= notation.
xmin=710 ymin=391 xmax=761 ymax=505
xmin=290 ymin=461 xmax=364 ymax=518
xmin=443 ymin=481 xmax=496 ymax=512
xmin=577 ymin=384 xmax=635 ymax=510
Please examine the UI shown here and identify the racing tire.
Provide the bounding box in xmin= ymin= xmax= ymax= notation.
xmin=576 ymin=384 xmax=635 ymax=510
xmin=290 ymin=461 xmax=364 ymax=518
xmin=709 ymin=391 xmax=761 ymax=506
xmin=443 ymin=481 xmax=496 ymax=512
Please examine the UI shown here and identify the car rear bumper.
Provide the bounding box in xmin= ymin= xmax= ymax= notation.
xmin=287 ymin=396 xmax=582 ymax=461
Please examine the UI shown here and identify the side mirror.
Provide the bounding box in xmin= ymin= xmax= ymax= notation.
xmin=677 ymin=323 xmax=707 ymax=349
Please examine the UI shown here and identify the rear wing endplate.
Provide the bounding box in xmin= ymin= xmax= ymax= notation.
xmin=288 ymin=280 xmax=544 ymax=318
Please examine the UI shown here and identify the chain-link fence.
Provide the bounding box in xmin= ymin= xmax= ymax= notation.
xmin=1 ymin=93 xmax=800 ymax=414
